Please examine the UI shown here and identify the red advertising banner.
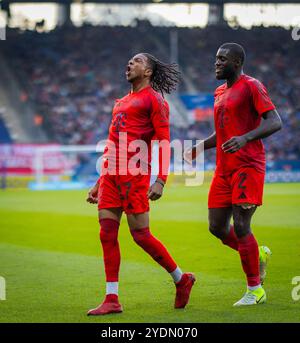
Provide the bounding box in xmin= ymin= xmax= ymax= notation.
xmin=0 ymin=144 xmax=71 ymax=175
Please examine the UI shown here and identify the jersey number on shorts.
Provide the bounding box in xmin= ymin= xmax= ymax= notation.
xmin=238 ymin=172 xmax=247 ymax=200
xmin=238 ymin=172 xmax=247 ymax=189
xmin=117 ymin=182 xmax=131 ymax=200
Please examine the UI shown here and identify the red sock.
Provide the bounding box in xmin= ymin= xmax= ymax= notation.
xmin=222 ymin=225 xmax=239 ymax=251
xmin=130 ymin=227 xmax=177 ymax=273
xmin=104 ymin=294 xmax=118 ymax=304
xmin=237 ymin=233 xmax=260 ymax=287
xmin=99 ymin=218 xmax=120 ymax=282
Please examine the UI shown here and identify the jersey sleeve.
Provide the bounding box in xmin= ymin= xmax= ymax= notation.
xmin=249 ymin=79 xmax=275 ymax=116
xmin=150 ymin=94 xmax=170 ymax=183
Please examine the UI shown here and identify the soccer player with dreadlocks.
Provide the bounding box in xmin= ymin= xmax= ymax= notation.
xmin=86 ymin=53 xmax=195 ymax=315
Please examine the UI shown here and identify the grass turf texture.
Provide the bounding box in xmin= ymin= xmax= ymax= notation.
xmin=0 ymin=182 xmax=299 ymax=323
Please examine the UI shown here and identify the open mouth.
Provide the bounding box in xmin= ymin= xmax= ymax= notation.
xmin=126 ymin=66 xmax=131 ymax=75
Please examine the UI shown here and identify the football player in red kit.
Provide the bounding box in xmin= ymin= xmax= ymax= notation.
xmin=184 ymin=43 xmax=282 ymax=306
xmin=86 ymin=53 xmax=195 ymax=315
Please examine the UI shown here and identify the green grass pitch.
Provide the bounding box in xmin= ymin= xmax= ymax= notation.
xmin=0 ymin=182 xmax=300 ymax=323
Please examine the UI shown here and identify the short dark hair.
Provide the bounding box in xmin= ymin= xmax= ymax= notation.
xmin=219 ymin=43 xmax=246 ymax=65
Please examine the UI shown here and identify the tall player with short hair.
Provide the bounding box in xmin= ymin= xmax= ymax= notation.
xmin=86 ymin=53 xmax=195 ymax=315
xmin=185 ymin=43 xmax=282 ymax=306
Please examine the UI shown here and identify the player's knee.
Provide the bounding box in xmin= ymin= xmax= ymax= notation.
xmin=208 ymin=222 xmax=226 ymax=239
xmin=233 ymin=220 xmax=250 ymax=238
xmin=100 ymin=229 xmax=117 ymax=244
xmin=130 ymin=227 xmax=151 ymax=245
xmin=99 ymin=218 xmax=119 ymax=243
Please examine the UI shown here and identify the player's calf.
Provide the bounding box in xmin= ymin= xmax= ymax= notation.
xmin=130 ymin=227 xmax=177 ymax=272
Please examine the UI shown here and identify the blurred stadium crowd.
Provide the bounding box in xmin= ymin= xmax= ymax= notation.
xmin=2 ymin=23 xmax=300 ymax=170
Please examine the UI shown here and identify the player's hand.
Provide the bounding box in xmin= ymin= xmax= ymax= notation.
xmin=147 ymin=181 xmax=164 ymax=201
xmin=222 ymin=136 xmax=247 ymax=153
xmin=86 ymin=183 xmax=99 ymax=204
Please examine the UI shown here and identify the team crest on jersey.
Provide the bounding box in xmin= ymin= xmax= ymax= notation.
xmin=114 ymin=100 xmax=122 ymax=108
xmin=215 ymin=95 xmax=221 ymax=103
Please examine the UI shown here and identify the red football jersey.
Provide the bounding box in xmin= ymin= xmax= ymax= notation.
xmin=103 ymin=85 xmax=170 ymax=182
xmin=214 ymin=74 xmax=275 ymax=175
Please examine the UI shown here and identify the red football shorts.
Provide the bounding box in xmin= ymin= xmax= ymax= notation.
xmin=98 ymin=173 xmax=151 ymax=214
xmin=208 ymin=167 xmax=265 ymax=208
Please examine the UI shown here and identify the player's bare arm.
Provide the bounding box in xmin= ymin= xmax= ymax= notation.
xmin=222 ymin=109 xmax=282 ymax=154
xmin=203 ymin=131 xmax=217 ymax=151
xmin=86 ymin=182 xmax=99 ymax=204
xmin=244 ymin=109 xmax=282 ymax=142
xmin=183 ymin=131 xmax=216 ymax=163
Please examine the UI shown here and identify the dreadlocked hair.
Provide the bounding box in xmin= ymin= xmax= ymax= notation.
xmin=143 ymin=53 xmax=181 ymax=96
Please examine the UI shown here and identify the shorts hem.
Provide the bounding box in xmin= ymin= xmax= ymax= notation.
xmin=98 ymin=205 xmax=123 ymax=210
xmin=208 ymin=204 xmax=232 ymax=209
xmin=124 ymin=209 xmax=149 ymax=215
xmin=232 ymin=201 xmax=262 ymax=206
xmin=98 ymin=205 xmax=149 ymax=214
